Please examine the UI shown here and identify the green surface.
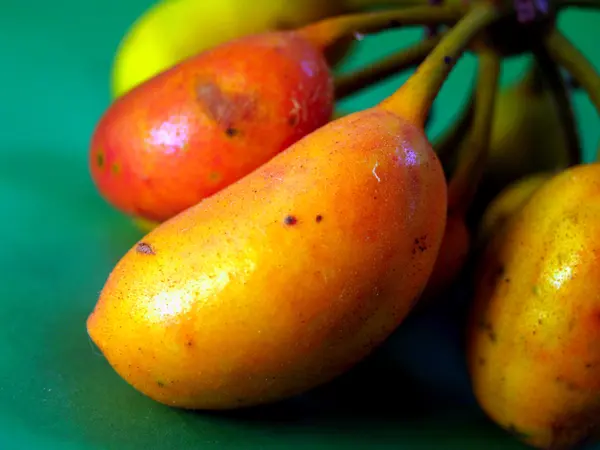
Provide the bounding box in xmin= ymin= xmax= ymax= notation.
xmin=1 ymin=1 xmax=599 ymax=449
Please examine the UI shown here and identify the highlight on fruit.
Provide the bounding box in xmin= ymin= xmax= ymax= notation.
xmin=86 ymin=0 xmax=600 ymax=448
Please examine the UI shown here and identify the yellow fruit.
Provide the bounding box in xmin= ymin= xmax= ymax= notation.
xmin=468 ymin=163 xmax=600 ymax=449
xmin=87 ymin=108 xmax=447 ymax=410
xmin=111 ymin=0 xmax=346 ymax=97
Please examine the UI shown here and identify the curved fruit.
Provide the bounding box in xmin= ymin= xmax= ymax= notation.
xmin=467 ymin=163 xmax=600 ymax=449
xmin=476 ymin=172 xmax=551 ymax=248
xmin=87 ymin=5 xmax=496 ymax=410
xmin=111 ymin=0 xmax=346 ymax=98
xmin=87 ymin=108 xmax=447 ymax=409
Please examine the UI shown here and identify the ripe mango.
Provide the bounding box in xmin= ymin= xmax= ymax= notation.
xmin=87 ymin=108 xmax=447 ymax=410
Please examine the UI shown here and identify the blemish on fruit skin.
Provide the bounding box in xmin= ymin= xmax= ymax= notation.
xmin=506 ymin=423 xmax=529 ymax=440
xmin=136 ymin=242 xmax=156 ymax=255
xmin=225 ymin=127 xmax=239 ymax=137
xmin=283 ymin=215 xmax=298 ymax=226
xmin=96 ymin=151 xmax=105 ymax=168
xmin=157 ymin=380 xmax=165 ymax=388
xmin=195 ymin=80 xmax=256 ymax=128
xmin=413 ymin=236 xmax=428 ymax=254
xmin=111 ymin=163 xmax=120 ymax=174
xmin=316 ymin=215 xmax=323 ymax=223
xmin=478 ymin=321 xmax=497 ymax=342
xmin=444 ymin=56 xmax=453 ymax=64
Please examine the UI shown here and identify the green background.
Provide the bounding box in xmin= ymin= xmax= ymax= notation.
xmin=1 ymin=1 xmax=599 ymax=449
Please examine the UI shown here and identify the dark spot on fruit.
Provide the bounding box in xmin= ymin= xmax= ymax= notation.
xmin=96 ymin=151 xmax=105 ymax=168
xmin=195 ymin=79 xmax=256 ymax=129
xmin=209 ymin=172 xmax=221 ymax=181
xmin=478 ymin=321 xmax=497 ymax=342
xmin=504 ymin=277 xmax=511 ymax=283
xmin=586 ymin=363 xmax=593 ymax=369
xmin=444 ymin=56 xmax=453 ymax=64
xmin=506 ymin=423 xmax=529 ymax=440
xmin=157 ymin=381 xmax=165 ymax=387
xmin=283 ymin=215 xmax=297 ymax=226
xmin=186 ymin=340 xmax=193 ymax=347
xmin=288 ymin=114 xmax=299 ymax=127
xmin=136 ymin=242 xmax=156 ymax=255
xmin=538 ymin=319 xmax=543 ymax=325
xmin=316 ymin=215 xmax=323 ymax=223
xmin=111 ymin=163 xmax=120 ymax=174
xmin=478 ymin=357 xmax=486 ymax=366
xmin=494 ymin=265 xmax=505 ymax=278
xmin=225 ymin=127 xmax=239 ymax=137
xmin=413 ymin=236 xmax=428 ymax=253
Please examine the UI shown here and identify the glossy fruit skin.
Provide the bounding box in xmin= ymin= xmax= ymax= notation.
xmin=467 ymin=163 xmax=600 ymax=449
xmin=90 ymin=31 xmax=333 ymax=223
xmin=111 ymin=0 xmax=346 ymax=98
xmin=476 ymin=172 xmax=551 ymax=248
xmin=87 ymin=108 xmax=447 ymax=410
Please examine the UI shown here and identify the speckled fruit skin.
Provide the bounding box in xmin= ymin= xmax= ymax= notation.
xmin=467 ymin=163 xmax=600 ymax=449
xmin=90 ymin=30 xmax=333 ymax=222
xmin=87 ymin=107 xmax=447 ymax=410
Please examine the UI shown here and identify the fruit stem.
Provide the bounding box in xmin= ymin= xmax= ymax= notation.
xmin=297 ymin=5 xmax=464 ymax=49
xmin=447 ymin=50 xmax=501 ymax=214
xmin=378 ymin=4 xmax=501 ymax=128
xmin=532 ymin=47 xmax=582 ymax=166
xmin=544 ymin=29 xmax=600 ymax=117
xmin=334 ymin=34 xmax=442 ymax=99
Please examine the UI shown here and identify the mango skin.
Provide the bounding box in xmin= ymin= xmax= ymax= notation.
xmin=467 ymin=163 xmax=600 ymax=449
xmin=90 ymin=31 xmax=333 ymax=223
xmin=87 ymin=107 xmax=447 ymax=410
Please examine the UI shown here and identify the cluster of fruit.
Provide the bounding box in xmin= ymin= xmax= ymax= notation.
xmin=86 ymin=0 xmax=600 ymax=448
